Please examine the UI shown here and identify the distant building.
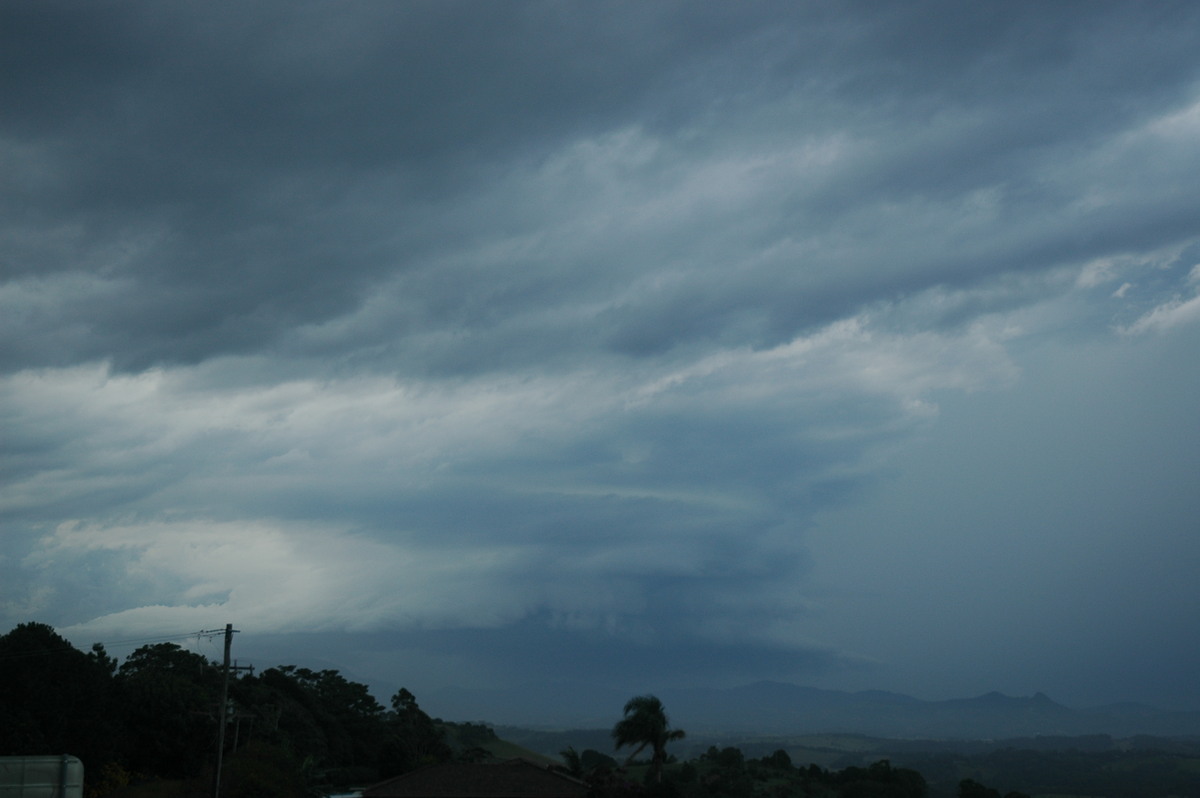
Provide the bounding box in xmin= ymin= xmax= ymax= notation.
xmin=362 ymin=759 xmax=588 ymax=798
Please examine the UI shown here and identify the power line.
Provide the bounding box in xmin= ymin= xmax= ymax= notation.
xmin=0 ymin=628 xmax=225 ymax=663
xmin=102 ymin=630 xmax=223 ymax=646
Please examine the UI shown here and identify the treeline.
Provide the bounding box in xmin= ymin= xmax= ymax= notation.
xmin=662 ymin=746 xmax=933 ymax=798
xmin=902 ymin=745 xmax=1200 ymax=798
xmin=562 ymin=740 xmax=1200 ymax=798
xmin=0 ymin=622 xmax=463 ymax=797
xmin=563 ymin=745 xmax=972 ymax=798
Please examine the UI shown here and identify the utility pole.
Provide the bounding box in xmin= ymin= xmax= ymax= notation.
xmin=211 ymin=624 xmax=252 ymax=798
xmin=214 ymin=624 xmax=234 ymax=798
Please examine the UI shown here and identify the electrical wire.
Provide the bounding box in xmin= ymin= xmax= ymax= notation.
xmin=0 ymin=628 xmax=225 ymax=663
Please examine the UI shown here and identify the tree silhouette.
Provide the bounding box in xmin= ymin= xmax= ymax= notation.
xmin=0 ymin=622 xmax=118 ymax=767
xmin=116 ymin=642 xmax=221 ymax=778
xmin=611 ymin=694 xmax=685 ymax=784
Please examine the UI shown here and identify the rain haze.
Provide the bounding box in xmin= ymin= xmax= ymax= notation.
xmin=3 ymin=1 xmax=1199 ymax=717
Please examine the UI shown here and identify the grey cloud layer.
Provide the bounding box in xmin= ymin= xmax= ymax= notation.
xmin=5 ymin=2 xmax=1198 ymax=373
xmin=3 ymin=1 xmax=1200 ymax=708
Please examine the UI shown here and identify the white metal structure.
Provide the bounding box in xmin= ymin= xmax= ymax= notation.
xmin=0 ymin=756 xmax=83 ymax=798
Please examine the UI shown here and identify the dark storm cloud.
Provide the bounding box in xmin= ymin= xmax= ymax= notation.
xmin=371 ymin=617 xmax=845 ymax=688
xmin=4 ymin=1 xmax=1198 ymax=373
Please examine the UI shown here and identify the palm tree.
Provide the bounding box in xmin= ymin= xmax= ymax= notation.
xmin=611 ymin=694 xmax=686 ymax=783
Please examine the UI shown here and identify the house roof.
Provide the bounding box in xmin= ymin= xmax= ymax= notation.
xmin=362 ymin=759 xmax=589 ymax=798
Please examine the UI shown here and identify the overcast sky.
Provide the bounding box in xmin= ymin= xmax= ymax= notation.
xmin=3 ymin=1 xmax=1200 ymax=714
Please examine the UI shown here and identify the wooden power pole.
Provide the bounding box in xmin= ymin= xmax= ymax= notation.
xmin=214 ymin=624 xmax=234 ymax=798
xmin=212 ymin=624 xmax=252 ymax=798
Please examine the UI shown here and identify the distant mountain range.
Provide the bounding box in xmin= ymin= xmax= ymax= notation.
xmin=424 ymin=680 xmax=1200 ymax=739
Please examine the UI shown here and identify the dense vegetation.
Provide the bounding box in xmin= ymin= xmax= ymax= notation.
xmin=543 ymin=731 xmax=1200 ymax=798
xmin=586 ymin=697 xmax=935 ymax=798
xmin=0 ymin=623 xmax=454 ymax=797
xmin=4 ymin=623 xmax=1199 ymax=798
xmin=567 ymin=744 xmax=933 ymax=798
